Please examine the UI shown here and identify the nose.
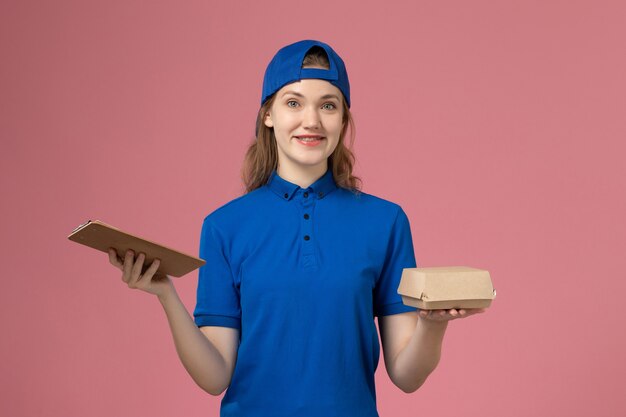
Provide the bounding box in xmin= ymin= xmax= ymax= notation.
xmin=302 ymin=106 xmax=321 ymax=129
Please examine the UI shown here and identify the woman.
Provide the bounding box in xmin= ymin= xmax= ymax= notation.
xmin=108 ymin=39 xmax=484 ymax=417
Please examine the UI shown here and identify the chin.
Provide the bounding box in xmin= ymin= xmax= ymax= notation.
xmin=292 ymin=157 xmax=328 ymax=167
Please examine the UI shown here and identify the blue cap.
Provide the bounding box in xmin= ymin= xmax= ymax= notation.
xmin=261 ymin=40 xmax=351 ymax=108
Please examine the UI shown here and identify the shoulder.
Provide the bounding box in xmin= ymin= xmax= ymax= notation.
xmin=337 ymin=187 xmax=406 ymax=219
xmin=202 ymin=187 xmax=268 ymax=232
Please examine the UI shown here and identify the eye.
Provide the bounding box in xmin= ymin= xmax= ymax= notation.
xmin=322 ymin=103 xmax=337 ymax=110
xmin=287 ymin=100 xmax=299 ymax=108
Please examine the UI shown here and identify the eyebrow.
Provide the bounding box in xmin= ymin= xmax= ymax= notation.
xmin=281 ymin=91 xmax=341 ymax=101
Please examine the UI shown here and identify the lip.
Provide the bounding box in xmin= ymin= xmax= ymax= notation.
xmin=294 ymin=135 xmax=325 ymax=139
xmin=294 ymin=135 xmax=325 ymax=147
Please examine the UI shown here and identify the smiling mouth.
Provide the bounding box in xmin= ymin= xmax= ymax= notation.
xmin=295 ymin=136 xmax=325 ymax=142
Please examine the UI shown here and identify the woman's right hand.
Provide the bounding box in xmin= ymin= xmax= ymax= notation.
xmin=108 ymin=248 xmax=174 ymax=298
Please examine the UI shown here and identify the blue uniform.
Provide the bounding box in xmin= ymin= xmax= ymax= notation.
xmin=193 ymin=169 xmax=418 ymax=417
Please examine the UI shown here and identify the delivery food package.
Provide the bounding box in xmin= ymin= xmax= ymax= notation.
xmin=398 ymin=266 xmax=496 ymax=310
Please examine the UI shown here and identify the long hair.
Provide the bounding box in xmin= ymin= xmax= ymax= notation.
xmin=241 ymin=47 xmax=362 ymax=195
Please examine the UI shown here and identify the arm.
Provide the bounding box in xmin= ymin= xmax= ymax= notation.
xmin=158 ymin=289 xmax=239 ymax=396
xmin=109 ymin=248 xmax=239 ymax=396
xmin=379 ymin=308 xmax=485 ymax=393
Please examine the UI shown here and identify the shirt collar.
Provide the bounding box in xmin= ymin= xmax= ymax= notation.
xmin=267 ymin=169 xmax=338 ymax=201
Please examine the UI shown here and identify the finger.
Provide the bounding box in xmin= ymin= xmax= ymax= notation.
xmin=449 ymin=309 xmax=458 ymax=317
xmin=108 ymin=248 xmax=123 ymax=269
xmin=129 ymin=253 xmax=145 ymax=287
xmin=137 ymin=258 xmax=161 ymax=284
xmin=122 ymin=249 xmax=134 ymax=283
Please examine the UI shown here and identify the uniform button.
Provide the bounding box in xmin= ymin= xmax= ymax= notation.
xmin=318 ymin=191 xmax=323 ymax=198
xmin=303 ymin=213 xmax=309 ymax=220
xmin=303 ymin=192 xmax=309 ymax=198
xmin=284 ymin=193 xmax=288 ymax=199
xmin=304 ymin=235 xmax=310 ymax=241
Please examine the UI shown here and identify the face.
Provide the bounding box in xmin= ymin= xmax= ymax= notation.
xmin=264 ymin=78 xmax=344 ymax=176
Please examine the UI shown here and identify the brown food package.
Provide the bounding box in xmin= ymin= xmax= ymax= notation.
xmin=398 ymin=266 xmax=496 ymax=310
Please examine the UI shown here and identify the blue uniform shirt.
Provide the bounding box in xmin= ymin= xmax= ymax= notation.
xmin=194 ymin=169 xmax=418 ymax=417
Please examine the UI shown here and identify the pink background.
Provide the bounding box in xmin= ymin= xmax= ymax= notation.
xmin=2 ymin=1 xmax=625 ymax=416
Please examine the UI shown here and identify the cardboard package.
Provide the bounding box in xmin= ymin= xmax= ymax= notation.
xmin=398 ymin=266 xmax=496 ymax=310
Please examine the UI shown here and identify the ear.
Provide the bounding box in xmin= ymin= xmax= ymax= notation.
xmin=264 ymin=111 xmax=274 ymax=128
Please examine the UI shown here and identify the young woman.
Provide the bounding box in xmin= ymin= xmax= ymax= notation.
xmin=108 ymin=40 xmax=485 ymax=417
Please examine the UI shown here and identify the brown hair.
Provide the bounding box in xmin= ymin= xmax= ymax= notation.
xmin=240 ymin=47 xmax=362 ymax=195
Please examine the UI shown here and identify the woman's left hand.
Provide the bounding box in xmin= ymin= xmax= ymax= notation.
xmin=418 ymin=308 xmax=486 ymax=322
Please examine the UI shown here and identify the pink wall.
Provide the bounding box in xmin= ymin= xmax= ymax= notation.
xmin=2 ymin=1 xmax=625 ymax=416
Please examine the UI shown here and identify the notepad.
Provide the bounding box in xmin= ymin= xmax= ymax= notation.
xmin=68 ymin=220 xmax=205 ymax=277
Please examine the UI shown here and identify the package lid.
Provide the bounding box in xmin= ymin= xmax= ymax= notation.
xmin=398 ymin=266 xmax=495 ymax=302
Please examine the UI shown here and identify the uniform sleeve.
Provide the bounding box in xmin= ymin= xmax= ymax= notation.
xmin=373 ymin=206 xmax=419 ymax=317
xmin=193 ymin=217 xmax=241 ymax=329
